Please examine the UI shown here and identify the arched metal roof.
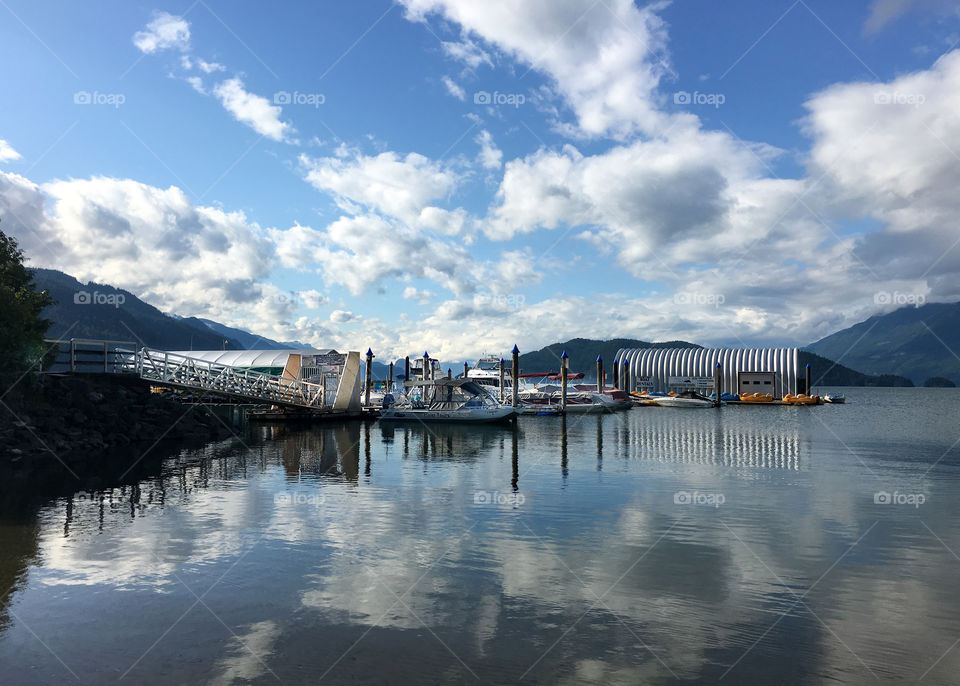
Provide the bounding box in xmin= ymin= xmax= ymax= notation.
xmin=615 ymin=347 xmax=800 ymax=396
xmin=164 ymin=349 xmax=333 ymax=368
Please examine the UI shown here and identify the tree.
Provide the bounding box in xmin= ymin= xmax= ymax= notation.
xmin=0 ymin=227 xmax=54 ymax=375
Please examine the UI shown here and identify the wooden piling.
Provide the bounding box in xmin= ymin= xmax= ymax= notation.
xmin=622 ymin=361 xmax=629 ymax=393
xmin=612 ymin=361 xmax=619 ymax=390
xmin=463 ymin=361 xmax=469 ymax=378
xmin=511 ymin=345 xmax=519 ymax=408
xmin=596 ymin=355 xmax=603 ymax=393
xmin=388 ymin=361 xmax=394 ymax=389
xmin=499 ymin=358 xmax=505 ymax=403
xmin=560 ymin=350 xmax=568 ymax=411
xmin=364 ymin=348 xmax=374 ymax=407
xmin=447 ymin=368 xmax=452 ymax=379
xmin=805 ymin=363 xmax=811 ymax=395
xmin=714 ymin=362 xmax=722 ymax=407
xmin=422 ymin=352 xmax=429 ymax=381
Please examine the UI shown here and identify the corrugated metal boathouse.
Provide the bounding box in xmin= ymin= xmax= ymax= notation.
xmin=614 ymin=348 xmax=801 ymax=398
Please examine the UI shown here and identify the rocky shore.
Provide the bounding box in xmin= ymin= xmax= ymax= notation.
xmin=1 ymin=374 xmax=238 ymax=480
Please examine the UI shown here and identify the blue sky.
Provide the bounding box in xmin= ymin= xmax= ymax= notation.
xmin=2 ymin=0 xmax=960 ymax=358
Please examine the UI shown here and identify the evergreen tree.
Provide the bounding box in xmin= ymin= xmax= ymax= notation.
xmin=0 ymin=227 xmax=54 ymax=375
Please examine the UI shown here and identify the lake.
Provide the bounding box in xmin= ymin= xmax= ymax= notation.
xmin=2 ymin=387 xmax=959 ymax=685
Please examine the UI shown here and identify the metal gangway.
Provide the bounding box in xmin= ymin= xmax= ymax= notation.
xmin=43 ymin=339 xmax=358 ymax=410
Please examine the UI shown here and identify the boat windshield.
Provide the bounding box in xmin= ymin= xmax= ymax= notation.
xmin=475 ymin=359 xmax=499 ymax=370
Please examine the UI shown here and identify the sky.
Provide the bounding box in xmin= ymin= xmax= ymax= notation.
xmin=2 ymin=0 xmax=960 ymax=359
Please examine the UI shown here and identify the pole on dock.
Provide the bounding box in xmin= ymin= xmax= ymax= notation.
xmin=463 ymin=361 xmax=469 ymax=378
xmin=499 ymin=358 xmax=506 ymax=403
xmin=404 ymin=356 xmax=410 ymax=395
xmin=622 ymin=360 xmax=629 ymax=393
xmin=596 ymin=355 xmax=603 ymax=393
xmin=423 ymin=352 xmax=429 ymax=381
xmin=388 ymin=362 xmax=394 ymax=392
xmin=511 ymin=345 xmax=519 ymax=408
xmin=612 ymin=360 xmax=619 ymax=390
xmin=364 ymin=349 xmax=375 ymax=407
xmin=560 ymin=350 xmax=568 ymax=412
xmin=714 ymin=362 xmax=722 ymax=407
xmin=805 ymin=363 xmax=811 ymax=395
xmin=447 ymin=368 xmax=452 ymax=379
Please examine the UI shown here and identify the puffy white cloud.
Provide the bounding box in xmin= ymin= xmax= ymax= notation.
xmin=1 ymin=171 xmax=275 ymax=320
xmin=440 ymin=37 xmax=493 ymax=69
xmin=441 ymin=75 xmax=466 ymax=100
xmin=299 ymin=289 xmax=329 ymax=309
xmin=133 ymin=12 xmax=190 ymax=54
xmin=329 ymin=309 xmax=355 ymax=323
xmin=182 ymin=55 xmax=226 ymax=73
xmin=301 ymin=150 xmax=459 ymax=228
xmin=0 ymin=139 xmax=21 ymax=162
xmin=213 ymin=77 xmax=294 ymax=142
xmin=402 ymin=286 xmax=435 ymax=303
xmin=401 ymin=0 xmax=672 ymax=138
xmin=475 ymin=129 xmax=502 ymax=169
xmin=291 ymin=213 xmax=477 ymax=297
xmin=804 ymin=49 xmax=960 ymax=302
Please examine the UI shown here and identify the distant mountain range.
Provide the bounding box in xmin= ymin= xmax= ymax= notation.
xmin=806 ymin=302 xmax=960 ymax=385
xmin=518 ymin=338 xmax=913 ymax=386
xmin=33 ymin=268 xmax=298 ymax=352
xmin=32 ymin=268 xmax=955 ymax=386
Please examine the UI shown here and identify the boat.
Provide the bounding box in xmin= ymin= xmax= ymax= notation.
xmin=379 ymin=378 xmax=517 ymax=423
xmin=572 ymin=384 xmax=633 ymax=411
xmin=654 ymin=391 xmax=718 ymax=408
xmin=782 ymin=393 xmax=820 ymax=405
xmin=738 ymin=392 xmax=774 ymax=403
xmin=822 ymin=393 xmax=845 ymax=404
xmin=517 ymin=382 xmax=607 ymax=413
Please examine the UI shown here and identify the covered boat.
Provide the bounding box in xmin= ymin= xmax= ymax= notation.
xmin=380 ymin=378 xmax=517 ymax=423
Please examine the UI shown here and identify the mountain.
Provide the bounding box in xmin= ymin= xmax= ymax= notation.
xmin=518 ymin=338 xmax=701 ymax=377
xmin=807 ymin=302 xmax=960 ymax=385
xmin=32 ymin=268 xmax=244 ymax=350
xmin=183 ymin=317 xmax=310 ymax=350
xmin=517 ymin=338 xmax=911 ymax=386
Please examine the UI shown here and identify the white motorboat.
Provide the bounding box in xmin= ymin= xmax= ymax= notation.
xmin=822 ymin=393 xmax=846 ymax=404
xmin=380 ymin=378 xmax=518 ymax=423
xmin=654 ymin=391 xmax=718 ymax=408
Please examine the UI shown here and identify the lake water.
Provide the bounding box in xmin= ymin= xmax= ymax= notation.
xmin=2 ymin=387 xmax=960 ymax=685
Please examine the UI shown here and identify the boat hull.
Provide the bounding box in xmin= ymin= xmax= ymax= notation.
xmin=379 ymin=407 xmax=517 ymax=423
xmin=655 ymin=397 xmax=717 ymax=408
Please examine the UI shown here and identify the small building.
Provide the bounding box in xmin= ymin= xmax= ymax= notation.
xmin=614 ymin=347 xmax=800 ymax=398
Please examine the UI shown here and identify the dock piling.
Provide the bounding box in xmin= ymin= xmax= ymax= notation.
xmin=805 ymin=363 xmax=811 ymax=395
xmin=613 ymin=361 xmax=619 ymax=390
xmin=560 ymin=350 xmax=568 ymax=412
xmin=463 ymin=361 xmax=469 ymax=378
xmin=423 ymin=352 xmax=429 ymax=381
xmin=364 ymin=348 xmax=374 ymax=407
xmin=511 ymin=345 xmax=519 ymax=408
xmin=714 ymin=362 xmax=722 ymax=407
xmin=388 ymin=362 xmax=394 ymax=391
xmin=499 ymin=358 xmax=505 ymax=403
xmin=596 ymin=355 xmax=603 ymax=393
